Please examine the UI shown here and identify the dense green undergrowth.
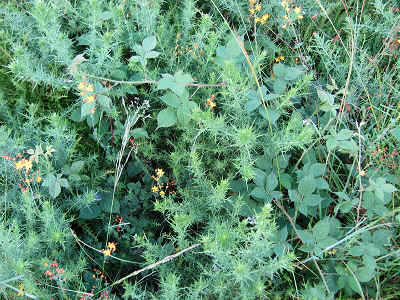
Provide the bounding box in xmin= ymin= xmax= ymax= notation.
xmin=0 ymin=0 xmax=399 ymax=299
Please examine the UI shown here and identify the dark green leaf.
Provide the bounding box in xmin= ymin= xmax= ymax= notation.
xmin=157 ymin=108 xmax=177 ymax=128
xmin=265 ymin=173 xmax=278 ymax=192
xmin=298 ymin=230 xmax=314 ymax=244
xmin=298 ymin=177 xmax=316 ymax=195
xmin=131 ymin=128 xmax=149 ymax=138
xmin=160 ymin=92 xmax=183 ymax=108
xmin=97 ymin=95 xmax=111 ymax=110
xmin=71 ymin=161 xmax=85 ymax=174
xmin=145 ymin=50 xmax=160 ymax=59
xmin=252 ymin=168 xmax=266 ymax=187
xmin=313 ymin=220 xmax=330 ymax=238
xmin=279 ymin=173 xmax=292 ymax=189
xmin=142 ymin=36 xmax=157 ymax=51
xmin=273 ymin=63 xmax=287 ymax=78
xmin=250 ymin=187 xmax=267 ymax=200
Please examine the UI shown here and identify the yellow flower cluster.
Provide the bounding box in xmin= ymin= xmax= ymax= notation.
xmin=249 ymin=0 xmax=271 ymax=26
xmin=205 ymin=94 xmax=216 ymax=109
xmin=151 ymin=168 xmax=176 ymax=197
xmin=249 ymin=0 xmax=261 ymax=15
xmin=77 ymin=81 xmax=94 ymax=96
xmin=77 ymin=78 xmax=97 ymax=115
xmin=1 ymin=150 xmax=44 ymax=195
xmin=156 ymin=168 xmax=164 ymax=177
xmin=17 ymin=283 xmax=24 ymax=296
xmin=274 ymin=55 xmax=285 ymax=63
xmin=255 ymin=14 xmax=271 ymax=25
xmin=152 ymin=168 xmax=165 ymax=194
xmin=101 ymin=242 xmax=117 ymax=257
xmin=15 ymin=158 xmax=32 ymax=171
xmin=281 ymin=0 xmax=303 ymax=29
xmin=172 ymin=34 xmax=204 ymax=59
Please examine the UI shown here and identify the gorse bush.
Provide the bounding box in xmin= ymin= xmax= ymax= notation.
xmin=0 ymin=0 xmax=399 ymax=299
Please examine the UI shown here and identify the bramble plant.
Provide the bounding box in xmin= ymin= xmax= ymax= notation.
xmin=0 ymin=0 xmax=399 ymax=299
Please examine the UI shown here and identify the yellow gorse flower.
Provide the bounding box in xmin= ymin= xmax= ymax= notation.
xmin=78 ymin=81 xmax=94 ymax=93
xmin=261 ymin=14 xmax=270 ymax=24
xmin=17 ymin=283 xmax=24 ymax=296
xmin=86 ymin=95 xmax=96 ymax=103
xmin=86 ymin=84 xmax=94 ymax=92
xmin=77 ymin=81 xmax=86 ymax=90
xmin=156 ymin=168 xmax=165 ymax=178
xmin=108 ymin=242 xmax=117 ymax=252
xmin=15 ymin=158 xmax=33 ymax=171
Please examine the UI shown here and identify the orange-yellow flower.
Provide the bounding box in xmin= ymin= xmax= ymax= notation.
xmin=86 ymin=95 xmax=96 ymax=103
xmin=17 ymin=283 xmax=24 ymax=296
xmin=86 ymin=84 xmax=94 ymax=92
xmin=255 ymin=3 xmax=261 ymax=11
xmin=152 ymin=186 xmax=159 ymax=193
xmin=261 ymin=14 xmax=270 ymax=24
xmin=15 ymin=159 xmax=32 ymax=171
xmin=156 ymin=168 xmax=164 ymax=177
xmin=159 ymin=190 xmax=165 ymax=196
xmin=108 ymin=242 xmax=117 ymax=252
xmin=25 ymin=160 xmax=32 ymax=170
xmin=102 ymin=249 xmax=111 ymax=256
xmin=15 ymin=160 xmax=24 ymax=170
xmin=78 ymin=81 xmax=87 ymax=90
xmin=36 ymin=176 xmax=42 ymax=183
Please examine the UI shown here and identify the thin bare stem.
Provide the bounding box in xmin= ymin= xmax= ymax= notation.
xmin=70 ymin=228 xmax=138 ymax=264
xmin=298 ymin=222 xmax=394 ymax=266
xmin=3 ymin=284 xmax=37 ymax=299
xmin=100 ymin=243 xmax=201 ymax=293
xmin=344 ymin=261 xmax=365 ymax=300
xmin=41 ymin=282 xmax=93 ymax=297
xmin=83 ymin=73 xmax=226 ymax=88
xmin=273 ymin=199 xmax=304 ymax=243
xmin=313 ymin=260 xmax=331 ymax=294
xmin=0 ymin=276 xmax=24 ymax=286
xmin=356 ymin=121 xmax=365 ymax=223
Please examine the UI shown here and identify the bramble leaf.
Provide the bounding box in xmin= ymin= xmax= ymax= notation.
xmin=157 ymin=108 xmax=177 ymax=128
xmin=142 ymin=36 xmax=157 ymax=51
